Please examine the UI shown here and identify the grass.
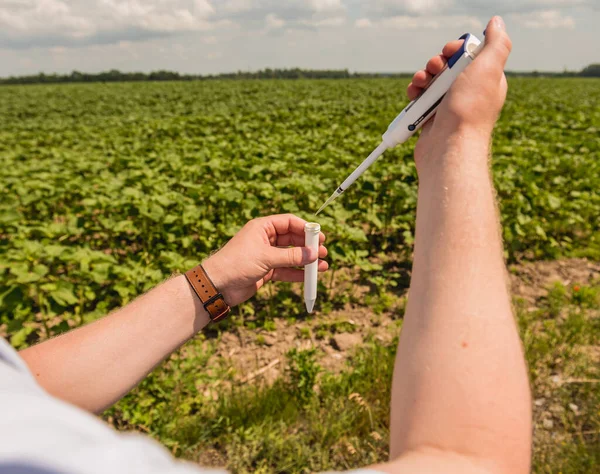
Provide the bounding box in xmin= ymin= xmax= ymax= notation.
xmin=106 ymin=280 xmax=600 ymax=473
xmin=519 ymin=283 xmax=600 ymax=473
xmin=168 ymin=341 xmax=392 ymax=473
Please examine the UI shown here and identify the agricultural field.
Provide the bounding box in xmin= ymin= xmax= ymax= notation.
xmin=1 ymin=77 xmax=599 ymax=473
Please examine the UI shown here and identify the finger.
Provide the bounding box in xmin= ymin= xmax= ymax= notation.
xmin=272 ymin=268 xmax=304 ymax=282
xmin=408 ymin=40 xmax=462 ymax=102
xmin=276 ymin=233 xmax=304 ymax=247
xmin=267 ymin=246 xmax=317 ymax=268
xmin=277 ymin=232 xmax=326 ymax=247
xmin=261 ymin=269 xmax=274 ymax=286
xmin=475 ymin=16 xmax=512 ymax=72
xmin=407 ymin=82 xmax=422 ymax=101
xmin=271 ymin=260 xmax=329 ymax=282
xmin=425 ymin=54 xmax=448 ymax=76
xmin=411 ymin=69 xmax=432 ymax=88
xmin=270 ymin=243 xmax=327 ymax=261
xmin=442 ymin=40 xmax=464 ymax=59
xmin=259 ymin=213 xmax=307 ymax=239
xmin=318 ymin=245 xmax=327 ymax=258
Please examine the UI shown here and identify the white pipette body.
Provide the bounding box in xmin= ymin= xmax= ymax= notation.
xmin=316 ymin=33 xmax=484 ymax=215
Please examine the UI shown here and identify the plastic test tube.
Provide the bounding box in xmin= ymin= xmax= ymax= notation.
xmin=304 ymin=222 xmax=320 ymax=313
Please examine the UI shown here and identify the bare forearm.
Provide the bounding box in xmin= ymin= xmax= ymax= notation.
xmin=20 ymin=275 xmax=210 ymax=413
xmin=390 ymin=133 xmax=531 ymax=472
xmin=17 ymin=213 xmax=328 ymax=415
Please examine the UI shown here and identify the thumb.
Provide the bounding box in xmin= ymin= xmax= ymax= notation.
xmin=476 ymin=16 xmax=512 ymax=72
xmin=267 ymin=246 xmax=317 ymax=269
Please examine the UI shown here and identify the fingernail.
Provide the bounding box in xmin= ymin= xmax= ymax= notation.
xmin=494 ymin=15 xmax=505 ymax=31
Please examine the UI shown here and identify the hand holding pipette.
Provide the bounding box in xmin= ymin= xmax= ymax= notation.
xmin=316 ymin=33 xmax=484 ymax=215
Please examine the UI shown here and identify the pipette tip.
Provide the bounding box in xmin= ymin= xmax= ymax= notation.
xmin=305 ymin=299 xmax=315 ymax=313
xmin=315 ymin=189 xmax=342 ymax=216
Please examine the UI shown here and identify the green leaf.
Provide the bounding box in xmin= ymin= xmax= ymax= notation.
xmin=0 ymin=209 xmax=21 ymax=224
xmin=547 ymin=194 xmax=562 ymax=210
xmin=49 ymin=281 xmax=78 ymax=306
xmin=10 ymin=326 xmax=35 ymax=349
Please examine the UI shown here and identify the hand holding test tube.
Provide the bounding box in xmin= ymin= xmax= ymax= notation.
xmin=304 ymin=222 xmax=320 ymax=313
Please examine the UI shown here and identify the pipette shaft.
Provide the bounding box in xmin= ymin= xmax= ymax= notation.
xmin=316 ymin=142 xmax=387 ymax=214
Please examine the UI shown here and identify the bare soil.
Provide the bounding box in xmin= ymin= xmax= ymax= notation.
xmin=200 ymin=258 xmax=600 ymax=387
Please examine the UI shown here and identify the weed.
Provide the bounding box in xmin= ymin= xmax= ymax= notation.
xmin=285 ymin=348 xmax=321 ymax=405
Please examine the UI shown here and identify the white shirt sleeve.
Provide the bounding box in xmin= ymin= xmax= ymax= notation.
xmin=0 ymin=338 xmax=225 ymax=474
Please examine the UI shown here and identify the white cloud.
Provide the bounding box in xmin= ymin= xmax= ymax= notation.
xmin=0 ymin=0 xmax=219 ymax=48
xmin=0 ymin=0 xmax=600 ymax=58
xmin=217 ymin=0 xmax=343 ymax=20
xmin=309 ymin=0 xmax=344 ymax=13
xmin=194 ymin=0 xmax=215 ymax=16
xmin=511 ymin=9 xmax=575 ymax=28
xmin=49 ymin=46 xmax=67 ymax=54
xmin=100 ymin=0 xmax=215 ymax=33
xmin=371 ymin=0 xmax=455 ymax=15
xmin=265 ymin=13 xmax=285 ymax=29
xmin=379 ymin=14 xmax=482 ymax=30
xmin=219 ymin=0 xmax=253 ymax=14
xmin=355 ymin=18 xmax=373 ymax=28
xmin=364 ymin=0 xmax=594 ymax=17
xmin=302 ymin=16 xmax=346 ymax=27
xmin=0 ymin=0 xmax=351 ymax=48
xmin=0 ymin=0 xmax=94 ymax=39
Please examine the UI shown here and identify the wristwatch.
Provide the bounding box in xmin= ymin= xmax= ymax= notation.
xmin=184 ymin=264 xmax=231 ymax=323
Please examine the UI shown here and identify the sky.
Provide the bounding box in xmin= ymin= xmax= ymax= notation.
xmin=0 ymin=0 xmax=598 ymax=77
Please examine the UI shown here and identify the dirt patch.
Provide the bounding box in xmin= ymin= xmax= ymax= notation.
xmin=198 ymin=258 xmax=599 ymax=389
xmin=209 ymin=306 xmax=399 ymax=385
xmin=509 ymin=258 xmax=600 ymax=304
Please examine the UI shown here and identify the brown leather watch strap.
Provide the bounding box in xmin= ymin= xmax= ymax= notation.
xmin=184 ymin=265 xmax=231 ymax=323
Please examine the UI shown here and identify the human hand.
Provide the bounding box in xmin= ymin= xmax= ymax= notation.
xmin=408 ymin=16 xmax=512 ymax=171
xmin=201 ymin=214 xmax=328 ymax=307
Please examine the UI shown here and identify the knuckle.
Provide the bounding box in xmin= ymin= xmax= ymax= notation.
xmin=246 ymin=219 xmax=261 ymax=230
xmin=501 ymin=34 xmax=513 ymax=54
xmin=287 ymin=247 xmax=297 ymax=265
xmin=492 ymin=35 xmax=512 ymax=59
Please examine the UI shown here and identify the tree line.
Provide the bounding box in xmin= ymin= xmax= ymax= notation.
xmin=1 ymin=65 xmax=599 ymax=85
xmin=0 ymin=68 xmax=356 ymax=85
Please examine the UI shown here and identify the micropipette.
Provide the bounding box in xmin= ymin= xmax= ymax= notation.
xmin=316 ymin=33 xmax=484 ymax=215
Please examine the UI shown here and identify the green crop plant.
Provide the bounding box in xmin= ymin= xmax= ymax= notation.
xmin=1 ymin=78 xmax=599 ymax=346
